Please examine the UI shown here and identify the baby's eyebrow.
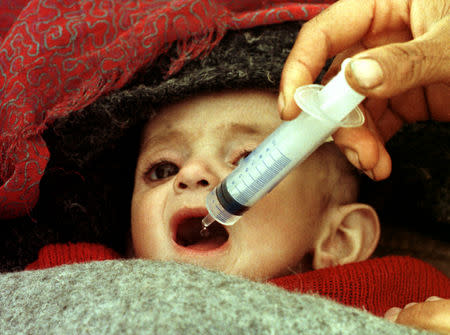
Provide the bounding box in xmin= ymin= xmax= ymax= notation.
xmin=222 ymin=122 xmax=266 ymax=136
xmin=140 ymin=129 xmax=186 ymax=153
xmin=140 ymin=122 xmax=268 ymax=153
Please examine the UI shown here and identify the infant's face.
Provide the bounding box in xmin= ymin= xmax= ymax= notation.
xmin=132 ymin=90 xmax=327 ymax=281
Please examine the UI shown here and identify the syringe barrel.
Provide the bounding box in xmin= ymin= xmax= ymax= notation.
xmin=205 ymin=110 xmax=338 ymax=226
xmin=205 ymin=59 xmax=365 ymax=226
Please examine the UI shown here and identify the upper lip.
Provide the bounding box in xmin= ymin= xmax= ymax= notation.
xmin=170 ymin=207 xmax=209 ymax=240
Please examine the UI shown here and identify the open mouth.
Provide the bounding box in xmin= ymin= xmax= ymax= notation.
xmin=175 ymin=217 xmax=229 ymax=251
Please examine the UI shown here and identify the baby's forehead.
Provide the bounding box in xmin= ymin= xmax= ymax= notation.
xmin=142 ymin=89 xmax=281 ymax=140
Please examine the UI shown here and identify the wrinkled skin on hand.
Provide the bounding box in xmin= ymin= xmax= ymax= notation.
xmin=279 ymin=0 xmax=450 ymax=181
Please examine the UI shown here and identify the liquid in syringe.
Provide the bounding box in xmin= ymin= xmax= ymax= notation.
xmin=201 ymin=59 xmax=366 ymax=233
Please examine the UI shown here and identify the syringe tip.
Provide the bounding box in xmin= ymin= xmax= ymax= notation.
xmin=201 ymin=214 xmax=215 ymax=229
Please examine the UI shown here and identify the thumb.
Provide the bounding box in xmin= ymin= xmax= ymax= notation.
xmin=345 ymin=19 xmax=450 ymax=98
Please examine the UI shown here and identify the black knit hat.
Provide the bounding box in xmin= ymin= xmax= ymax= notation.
xmin=2 ymin=21 xmax=448 ymax=272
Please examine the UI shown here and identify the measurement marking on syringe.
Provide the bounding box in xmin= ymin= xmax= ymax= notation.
xmin=237 ymin=166 xmax=288 ymax=201
xmin=231 ymin=149 xmax=291 ymax=204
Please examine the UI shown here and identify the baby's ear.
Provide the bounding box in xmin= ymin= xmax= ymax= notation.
xmin=312 ymin=204 xmax=380 ymax=270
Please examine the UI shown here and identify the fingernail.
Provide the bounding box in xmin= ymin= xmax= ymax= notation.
xmin=350 ymin=59 xmax=384 ymax=89
xmin=278 ymin=93 xmax=285 ymax=117
xmin=404 ymin=302 xmax=417 ymax=309
xmin=343 ymin=148 xmax=361 ymax=170
xmin=384 ymin=307 xmax=401 ymax=321
xmin=426 ymin=296 xmax=442 ymax=302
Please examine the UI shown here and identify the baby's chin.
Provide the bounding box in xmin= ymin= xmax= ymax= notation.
xmin=184 ymin=258 xmax=275 ymax=282
xmin=136 ymin=241 xmax=288 ymax=282
xmin=173 ymin=248 xmax=292 ymax=282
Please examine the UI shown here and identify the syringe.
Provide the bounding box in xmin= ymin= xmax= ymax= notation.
xmin=201 ymin=59 xmax=366 ymax=231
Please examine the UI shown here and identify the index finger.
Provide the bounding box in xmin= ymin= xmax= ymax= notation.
xmin=279 ymin=0 xmax=376 ymax=120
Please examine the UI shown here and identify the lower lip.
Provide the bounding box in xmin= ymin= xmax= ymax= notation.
xmin=172 ymin=237 xmax=230 ymax=256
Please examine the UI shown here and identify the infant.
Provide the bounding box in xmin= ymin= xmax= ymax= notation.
xmin=131 ymin=89 xmax=380 ymax=281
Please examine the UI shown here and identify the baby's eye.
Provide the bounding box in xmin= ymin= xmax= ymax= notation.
xmin=233 ymin=150 xmax=252 ymax=166
xmin=148 ymin=161 xmax=179 ymax=181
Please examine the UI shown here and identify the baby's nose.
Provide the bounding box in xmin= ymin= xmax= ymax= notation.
xmin=174 ymin=160 xmax=219 ymax=192
xmin=178 ymin=178 xmax=209 ymax=190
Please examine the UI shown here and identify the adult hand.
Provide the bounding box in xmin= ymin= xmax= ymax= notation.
xmin=384 ymin=297 xmax=450 ymax=335
xmin=279 ymin=0 xmax=450 ymax=180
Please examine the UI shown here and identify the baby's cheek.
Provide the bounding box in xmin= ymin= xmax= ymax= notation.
xmin=130 ymin=196 xmax=155 ymax=256
xmin=246 ymin=191 xmax=291 ymax=234
xmin=131 ymin=192 xmax=152 ymax=224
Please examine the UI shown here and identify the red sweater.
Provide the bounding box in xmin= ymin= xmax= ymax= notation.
xmin=27 ymin=242 xmax=450 ymax=317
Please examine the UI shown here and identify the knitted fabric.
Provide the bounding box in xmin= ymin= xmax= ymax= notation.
xmin=25 ymin=242 xmax=450 ymax=317
xmin=26 ymin=242 xmax=120 ymax=270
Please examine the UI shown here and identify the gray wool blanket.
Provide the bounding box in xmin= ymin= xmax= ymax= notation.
xmin=0 ymin=260 xmax=436 ymax=335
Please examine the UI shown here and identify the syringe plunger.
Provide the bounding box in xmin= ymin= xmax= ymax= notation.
xmin=317 ymin=59 xmax=365 ymax=121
